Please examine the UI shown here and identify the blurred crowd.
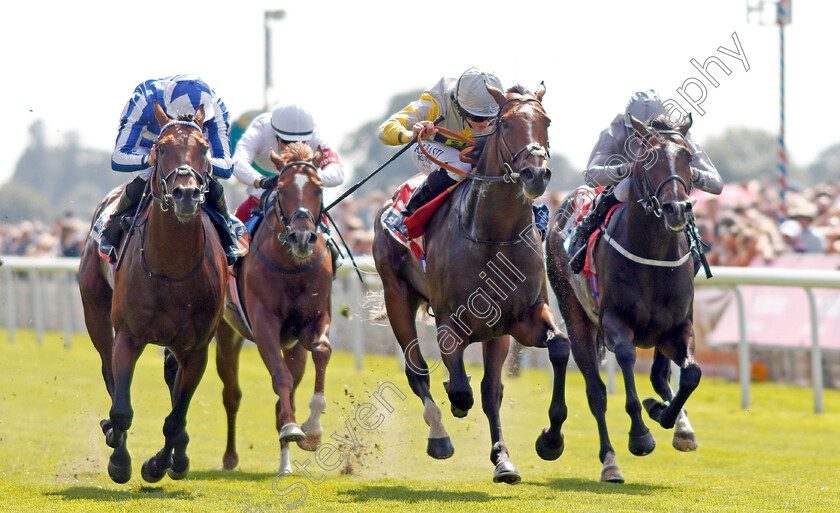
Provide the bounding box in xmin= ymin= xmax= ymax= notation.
xmin=1 ymin=212 xmax=88 ymax=258
xmin=3 ymin=180 xmax=840 ymax=264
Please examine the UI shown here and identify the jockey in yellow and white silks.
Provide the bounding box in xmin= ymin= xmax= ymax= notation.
xmin=378 ymin=67 xmax=503 ymax=219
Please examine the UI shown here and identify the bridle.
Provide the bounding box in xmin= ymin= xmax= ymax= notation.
xmin=417 ymin=95 xmax=550 ymax=184
xmin=260 ymin=161 xmax=323 ymax=245
xmin=150 ymin=120 xmax=211 ymax=212
xmin=632 ymin=130 xmax=693 ymax=218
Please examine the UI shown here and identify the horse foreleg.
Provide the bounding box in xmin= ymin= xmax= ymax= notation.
xmin=298 ymin=323 xmax=331 ymax=452
xmin=644 ymin=323 xmax=701 ymax=432
xmin=481 ymin=337 xmax=521 ymax=484
xmin=253 ymin=317 xmax=304 ymax=444
xmin=102 ymin=331 xmax=143 ymax=484
xmin=649 ymin=349 xmax=698 ymax=451
xmin=142 ymin=347 xmax=208 ymax=483
xmin=215 ymin=321 xmax=245 ymax=470
xmin=439 ymin=326 xmax=473 ymax=418
xmin=511 ymin=304 xmax=571 ymax=464
xmin=602 ymin=312 xmax=656 ymax=457
xmin=383 ymin=283 xmax=453 ymax=459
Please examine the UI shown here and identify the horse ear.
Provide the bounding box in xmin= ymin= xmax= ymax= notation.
xmin=193 ymin=105 xmax=205 ymax=128
xmin=678 ymin=112 xmax=693 ymax=136
xmin=154 ymin=101 xmax=172 ymax=127
xmin=486 ymin=83 xmax=506 ymax=106
xmin=534 ymin=81 xmax=546 ymax=102
xmin=628 ymin=113 xmax=648 ymax=138
xmin=269 ymin=149 xmax=284 ymax=171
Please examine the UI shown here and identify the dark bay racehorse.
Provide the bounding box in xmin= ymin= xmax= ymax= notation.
xmin=545 ymin=113 xmax=700 ymax=483
xmin=373 ymin=84 xmax=571 ymax=484
xmin=215 ymin=143 xmax=333 ymax=475
xmin=78 ymin=102 xmax=228 ymax=483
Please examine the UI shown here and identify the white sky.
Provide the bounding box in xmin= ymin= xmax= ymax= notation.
xmin=0 ymin=0 xmax=834 ymax=193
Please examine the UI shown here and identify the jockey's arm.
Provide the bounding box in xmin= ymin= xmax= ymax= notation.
xmin=317 ymin=146 xmax=345 ymax=187
xmin=685 ymin=132 xmax=723 ymax=195
xmin=204 ymin=102 xmax=233 ymax=179
xmin=378 ymin=93 xmax=440 ymax=146
xmin=231 ymin=120 xmax=268 ymax=188
xmin=582 ymin=126 xmax=630 ymax=189
xmin=111 ymin=94 xmax=154 ymax=172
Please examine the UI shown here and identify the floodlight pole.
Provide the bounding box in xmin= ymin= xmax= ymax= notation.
xmin=264 ymin=9 xmax=286 ymax=112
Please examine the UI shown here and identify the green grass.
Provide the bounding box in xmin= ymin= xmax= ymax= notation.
xmin=0 ymin=329 xmax=838 ymax=512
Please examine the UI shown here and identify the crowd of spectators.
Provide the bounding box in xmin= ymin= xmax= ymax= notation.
xmin=3 ymin=180 xmax=840 ymax=264
xmin=1 ymin=212 xmax=87 ymax=258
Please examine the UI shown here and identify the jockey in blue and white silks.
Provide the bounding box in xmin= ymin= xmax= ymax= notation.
xmin=111 ymin=74 xmax=232 ymax=177
xmin=100 ymin=74 xmax=244 ymax=265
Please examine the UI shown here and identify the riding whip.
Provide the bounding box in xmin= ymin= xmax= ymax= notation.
xmin=323 ymin=115 xmax=444 ymax=212
xmin=115 ymin=178 xmax=151 ymax=271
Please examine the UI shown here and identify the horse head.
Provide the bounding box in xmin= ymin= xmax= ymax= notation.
xmin=484 ymin=83 xmax=552 ymax=199
xmin=152 ymin=101 xmax=210 ymax=222
xmin=267 ymin=143 xmax=325 ymax=260
xmin=627 ymin=113 xmax=694 ymax=232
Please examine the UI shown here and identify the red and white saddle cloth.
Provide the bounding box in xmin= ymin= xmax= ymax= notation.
xmin=381 ymin=175 xmax=428 ymax=270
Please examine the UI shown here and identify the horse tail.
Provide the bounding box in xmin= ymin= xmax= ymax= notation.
xmin=596 ymin=331 xmax=606 ymax=364
xmin=365 ymin=289 xmax=389 ymax=322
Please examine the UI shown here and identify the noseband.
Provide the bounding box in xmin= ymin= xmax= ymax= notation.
xmin=633 ymin=130 xmax=692 ymax=218
xmin=151 ymin=120 xmax=210 ymax=212
xmin=262 ymin=161 xmax=323 ymax=245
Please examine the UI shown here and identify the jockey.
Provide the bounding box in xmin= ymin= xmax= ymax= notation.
xmin=378 ymin=67 xmax=503 ymax=222
xmin=231 ymin=102 xmax=346 ymax=273
xmin=567 ymin=89 xmax=723 ymax=273
xmin=102 ymin=74 xmax=243 ymax=265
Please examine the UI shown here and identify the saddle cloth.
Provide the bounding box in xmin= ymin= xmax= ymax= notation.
xmin=381 ymin=175 xmax=429 ymax=271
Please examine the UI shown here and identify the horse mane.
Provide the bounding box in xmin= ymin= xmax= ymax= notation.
xmin=648 ymin=114 xmax=679 ymax=131
xmin=281 ymin=142 xmax=314 ymax=162
xmin=506 ymin=84 xmax=531 ymax=96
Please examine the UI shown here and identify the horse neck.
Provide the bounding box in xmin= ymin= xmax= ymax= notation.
xmin=621 ymin=189 xmax=685 ymax=259
xmin=144 ymin=205 xmax=205 ymax=271
xmin=459 ymin=137 xmax=533 ymax=241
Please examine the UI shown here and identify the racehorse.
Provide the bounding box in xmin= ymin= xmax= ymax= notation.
xmin=545 ymin=113 xmax=700 ymax=483
xmin=372 ymin=84 xmax=571 ymax=484
xmin=215 ymin=143 xmax=333 ymax=474
xmin=78 ymin=102 xmax=228 ymax=483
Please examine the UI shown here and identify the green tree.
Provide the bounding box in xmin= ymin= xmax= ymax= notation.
xmin=807 ymin=142 xmax=840 ymax=185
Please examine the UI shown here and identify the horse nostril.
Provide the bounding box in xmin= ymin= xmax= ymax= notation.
xmin=663 ymin=203 xmax=676 ymax=215
xmin=171 ymin=186 xmax=184 ymax=201
xmin=544 ymin=168 xmax=552 ymax=181
xmin=520 ymin=168 xmax=534 ymax=181
xmin=190 ymin=188 xmax=201 ymax=201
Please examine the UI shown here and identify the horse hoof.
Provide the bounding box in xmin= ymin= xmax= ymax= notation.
xmin=107 ymin=449 xmax=131 ymax=484
xmin=673 ymin=432 xmax=699 ymax=452
xmin=493 ymin=461 xmax=521 ymax=484
xmin=450 ymin=405 xmax=469 ymax=418
xmin=535 ymin=428 xmax=564 ymax=461
xmin=279 ymin=423 xmax=305 ymax=443
xmin=297 ymin=432 xmax=321 ymax=451
xmin=643 ymin=397 xmax=668 ymax=424
xmin=141 ymin=458 xmax=167 ymax=483
xmin=426 ymin=437 xmax=454 ymax=459
xmin=600 ymin=464 xmax=625 ymax=483
xmin=628 ymin=430 xmax=656 ymax=456
xmin=223 ymin=451 xmax=239 ymax=470
xmin=168 ymin=464 xmax=189 ymax=480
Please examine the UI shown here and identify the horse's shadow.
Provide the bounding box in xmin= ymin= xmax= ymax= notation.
xmin=533 ymin=477 xmax=672 ymax=495
xmin=44 ymin=485 xmax=194 ymax=502
xmin=339 ymin=484 xmax=504 ymax=503
xmin=187 ymin=469 xmax=278 ymax=482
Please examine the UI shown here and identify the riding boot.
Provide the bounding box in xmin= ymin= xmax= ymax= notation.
xmin=327 ymin=237 xmax=343 ymax=280
xmin=102 ymin=176 xmax=147 ymax=250
xmin=568 ymin=190 xmax=621 ymax=274
xmin=206 ymin=177 xmax=240 ymax=265
xmin=403 ymin=169 xmax=458 ymax=218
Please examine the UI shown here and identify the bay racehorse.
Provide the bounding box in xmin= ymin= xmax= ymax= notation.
xmin=373 ymin=84 xmax=571 ymax=484
xmin=215 ymin=143 xmax=333 ymax=475
xmin=545 ymin=113 xmax=700 ymax=483
xmin=78 ymin=102 xmax=228 ymax=483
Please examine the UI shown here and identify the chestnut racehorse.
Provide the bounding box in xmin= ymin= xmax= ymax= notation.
xmin=372 ymin=84 xmax=571 ymax=484
xmin=79 ymin=102 xmax=228 ymax=483
xmin=215 ymin=143 xmax=333 ymax=475
xmin=545 ymin=113 xmax=700 ymax=483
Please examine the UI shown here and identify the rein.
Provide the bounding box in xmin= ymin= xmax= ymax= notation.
xmin=252 ymin=161 xmax=329 ymax=274
xmin=416 ymin=96 xmax=549 ymax=184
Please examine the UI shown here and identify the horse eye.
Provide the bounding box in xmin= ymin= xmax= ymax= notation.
xmin=157 ymin=147 xmax=165 ymax=155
